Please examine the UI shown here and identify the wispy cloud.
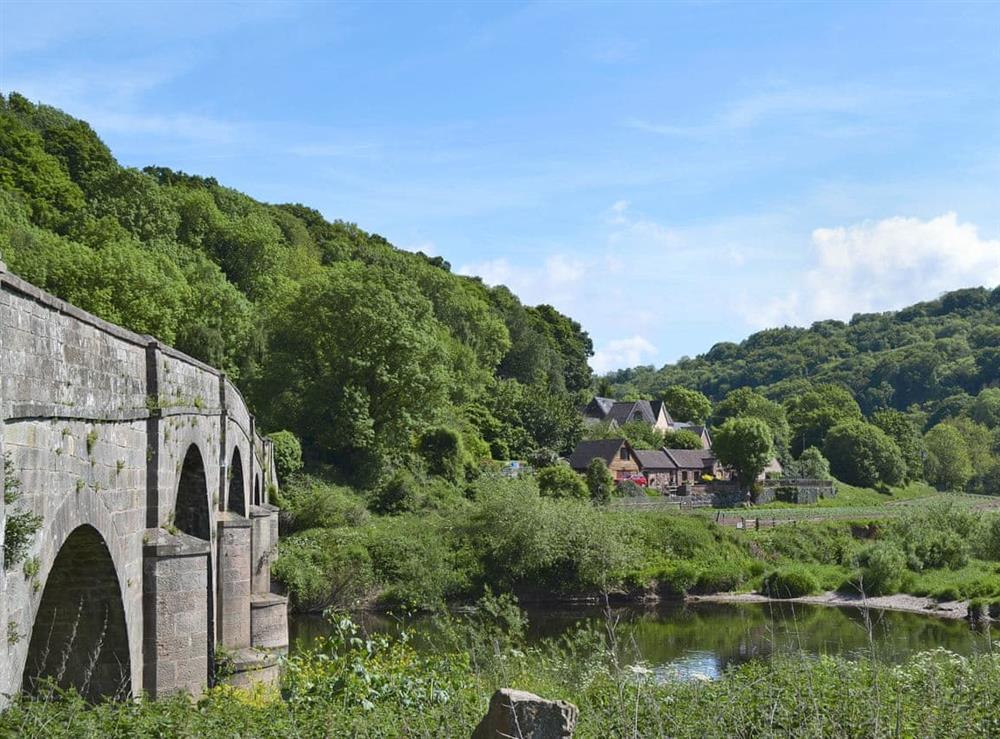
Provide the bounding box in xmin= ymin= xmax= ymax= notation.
xmin=626 ymin=83 xmax=939 ymax=140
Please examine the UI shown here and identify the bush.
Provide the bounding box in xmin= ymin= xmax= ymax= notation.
xmin=618 ymin=480 xmax=644 ymax=497
xmin=889 ymin=503 xmax=974 ymax=571
xmin=417 ymin=426 xmax=469 ymax=483
xmin=370 ymin=468 xmax=464 ymax=515
xmin=272 ymin=528 xmax=375 ymax=612
xmin=854 ymin=541 xmax=907 ymax=596
xmin=785 ymin=446 xmax=831 ymax=480
xmin=536 ymin=465 xmax=588 ymax=499
xmin=585 ymin=457 xmax=615 ymax=505
xmin=269 ymin=430 xmax=303 ymax=483
xmin=762 ymin=567 xmax=820 ymax=598
xmin=463 ymin=480 xmax=636 ymax=594
xmin=277 ymin=475 xmax=368 ymax=533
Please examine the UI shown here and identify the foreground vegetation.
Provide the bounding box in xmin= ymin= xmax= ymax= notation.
xmin=4 ymin=599 xmax=1000 ymax=737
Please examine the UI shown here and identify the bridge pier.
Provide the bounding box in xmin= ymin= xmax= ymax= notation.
xmin=216 ymin=514 xmax=252 ymax=650
xmin=142 ymin=530 xmax=211 ymax=698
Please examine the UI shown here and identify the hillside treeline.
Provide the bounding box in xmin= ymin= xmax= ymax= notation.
xmin=0 ymin=92 xmax=591 ymax=484
xmin=604 ymin=289 xmax=1000 ymax=415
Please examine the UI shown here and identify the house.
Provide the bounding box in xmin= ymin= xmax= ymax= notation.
xmin=567 ymin=438 xmax=642 ymax=480
xmin=661 ymin=448 xmax=727 ymax=486
xmin=632 ymin=449 xmax=676 ymax=489
xmin=670 ymin=422 xmax=712 ymax=449
xmin=759 ymin=457 xmax=783 ymax=481
xmin=582 ymin=397 xmax=673 ymax=432
xmin=630 ymin=447 xmax=728 ymax=489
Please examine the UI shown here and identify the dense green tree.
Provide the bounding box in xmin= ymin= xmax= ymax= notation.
xmin=823 ymin=422 xmax=905 ymax=488
xmin=255 ymin=264 xmax=452 ymax=484
xmin=970 ymin=388 xmax=1000 ymax=429
xmin=713 ymin=417 xmax=774 ymax=489
xmin=712 ymin=387 xmax=790 ymax=453
xmin=662 ymin=429 xmax=705 ymax=450
xmin=942 ymin=417 xmax=994 ymax=477
xmin=924 ymin=423 xmax=974 ymax=491
xmin=536 ymin=465 xmax=588 ymax=499
xmin=0 ymin=93 xmax=597 ymax=485
xmin=661 ymin=385 xmax=712 ymax=424
xmin=871 ymin=409 xmax=925 ymax=482
xmin=786 ymin=385 xmax=862 ymax=457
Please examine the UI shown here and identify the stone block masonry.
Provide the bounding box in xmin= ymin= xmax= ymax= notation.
xmin=0 ymin=261 xmax=286 ymax=704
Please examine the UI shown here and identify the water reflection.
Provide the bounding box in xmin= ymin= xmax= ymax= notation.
xmin=289 ymin=600 xmax=993 ymax=681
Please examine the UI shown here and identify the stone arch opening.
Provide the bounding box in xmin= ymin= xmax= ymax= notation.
xmin=175 ymin=444 xmax=210 ymax=540
xmin=23 ymin=525 xmax=131 ymax=701
xmin=228 ymin=447 xmax=246 ymax=516
xmin=253 ymin=475 xmax=261 ymax=506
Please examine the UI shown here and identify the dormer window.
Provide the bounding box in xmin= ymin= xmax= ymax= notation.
xmin=619 ymin=447 xmax=629 ymax=461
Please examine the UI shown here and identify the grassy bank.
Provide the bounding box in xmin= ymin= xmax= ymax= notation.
xmin=269 ymin=472 xmax=1000 ymax=611
xmin=4 ymin=602 xmax=1000 ymax=737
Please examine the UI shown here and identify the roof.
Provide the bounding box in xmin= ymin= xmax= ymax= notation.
xmin=582 ymin=396 xmax=616 ymax=419
xmin=606 ymin=400 xmax=656 ymax=426
xmin=634 ymin=449 xmax=675 ymax=470
xmin=662 ymin=448 xmax=717 ymax=469
xmin=649 ymin=401 xmax=674 ymax=425
xmin=568 ymin=438 xmax=629 ymax=470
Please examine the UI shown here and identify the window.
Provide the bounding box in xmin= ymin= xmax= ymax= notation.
xmin=619 ymin=447 xmax=629 ymax=461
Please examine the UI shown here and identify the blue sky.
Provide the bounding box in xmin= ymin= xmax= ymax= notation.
xmin=2 ymin=1 xmax=999 ymax=372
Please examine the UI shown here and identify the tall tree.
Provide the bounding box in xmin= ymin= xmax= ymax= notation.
xmin=713 ymin=417 xmax=774 ymax=489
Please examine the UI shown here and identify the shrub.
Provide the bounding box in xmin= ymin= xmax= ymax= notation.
xmin=536 ymin=465 xmax=588 ymax=499
xmin=653 ymin=561 xmax=701 ymax=596
xmin=762 ymin=567 xmax=820 ymax=598
xmin=277 ymin=475 xmax=368 ymax=533
xmin=618 ymin=479 xmax=644 ymax=498
xmin=269 ymin=430 xmax=303 ymax=483
xmin=785 ymin=446 xmax=831 ymax=480
xmin=3 ymin=454 xmax=42 ymax=569
xmin=272 ymin=528 xmax=375 ymax=612
xmin=463 ymin=481 xmax=636 ymax=594
xmin=585 ymin=458 xmax=615 ymax=505
xmin=416 ymin=426 xmax=469 ymax=483
xmin=854 ymin=541 xmax=907 ymax=596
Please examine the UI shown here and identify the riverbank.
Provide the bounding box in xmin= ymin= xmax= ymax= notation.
xmin=688 ymin=590 xmax=970 ymax=620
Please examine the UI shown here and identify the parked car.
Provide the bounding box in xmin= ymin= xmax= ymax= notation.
xmin=619 ymin=473 xmax=647 ymax=487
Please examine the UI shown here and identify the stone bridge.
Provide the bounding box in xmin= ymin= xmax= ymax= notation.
xmin=0 ymin=260 xmax=288 ymax=704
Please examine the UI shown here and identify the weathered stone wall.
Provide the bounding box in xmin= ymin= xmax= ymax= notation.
xmin=0 ymin=262 xmax=284 ymax=703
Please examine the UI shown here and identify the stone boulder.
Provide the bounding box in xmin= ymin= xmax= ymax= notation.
xmin=472 ymin=688 xmax=578 ymax=739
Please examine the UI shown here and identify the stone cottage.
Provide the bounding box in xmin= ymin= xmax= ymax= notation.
xmin=567 ymin=438 xmax=642 ymax=480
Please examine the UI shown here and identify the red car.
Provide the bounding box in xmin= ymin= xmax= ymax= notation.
xmin=619 ymin=473 xmax=647 ymax=487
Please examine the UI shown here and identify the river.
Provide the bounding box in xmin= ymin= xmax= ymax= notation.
xmin=288 ymin=600 xmax=992 ymax=681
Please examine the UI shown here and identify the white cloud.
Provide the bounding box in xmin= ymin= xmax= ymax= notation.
xmin=590 ymin=336 xmax=658 ymax=374
xmin=457 ymin=254 xmax=588 ymax=303
xmin=749 ymin=212 xmax=1000 ymax=327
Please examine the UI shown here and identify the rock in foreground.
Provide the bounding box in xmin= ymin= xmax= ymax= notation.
xmin=472 ymin=688 xmax=578 ymax=739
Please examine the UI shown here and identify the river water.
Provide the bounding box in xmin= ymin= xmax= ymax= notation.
xmin=289 ymin=601 xmax=992 ymax=681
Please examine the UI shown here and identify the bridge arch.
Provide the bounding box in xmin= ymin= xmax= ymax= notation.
xmin=174 ymin=444 xmax=211 ymax=541
xmin=22 ymin=525 xmax=131 ymax=701
xmin=228 ymin=447 xmax=246 ymax=516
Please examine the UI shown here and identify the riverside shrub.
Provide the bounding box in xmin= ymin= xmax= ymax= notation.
xmin=762 ymin=567 xmax=821 ymax=598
